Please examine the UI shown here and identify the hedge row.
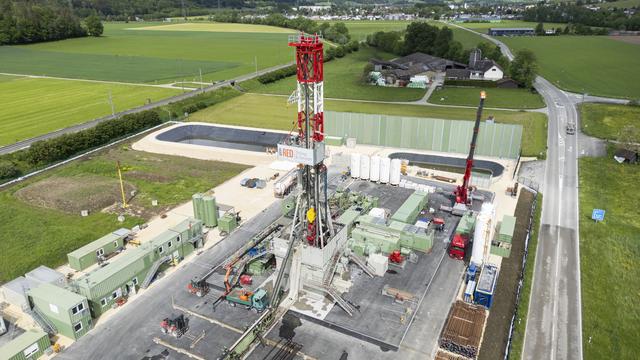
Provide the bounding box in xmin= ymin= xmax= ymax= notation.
xmin=257 ymin=65 xmax=297 ymax=84
xmin=443 ymin=79 xmax=499 ymax=88
xmin=24 ymin=110 xmax=161 ymax=166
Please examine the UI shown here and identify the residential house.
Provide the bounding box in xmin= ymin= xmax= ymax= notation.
xmin=445 ymin=49 xmax=504 ymax=81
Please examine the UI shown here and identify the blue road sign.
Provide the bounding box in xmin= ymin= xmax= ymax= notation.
xmin=592 ymin=209 xmax=605 ymax=222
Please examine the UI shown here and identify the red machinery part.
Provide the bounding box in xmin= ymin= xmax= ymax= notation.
xmin=389 ymin=250 xmax=404 ymax=264
xmin=455 ymin=91 xmax=486 ymax=205
xmin=239 ymin=274 xmax=253 ymax=285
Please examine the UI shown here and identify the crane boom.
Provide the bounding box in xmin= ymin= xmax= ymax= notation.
xmin=455 ymin=91 xmax=486 ymax=205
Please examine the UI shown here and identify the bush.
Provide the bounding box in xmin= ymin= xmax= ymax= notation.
xmin=0 ymin=160 xmax=19 ymax=179
xmin=24 ymin=111 xmax=161 ymax=165
xmin=257 ymin=65 xmax=297 ymax=84
xmin=335 ymin=46 xmax=346 ymax=58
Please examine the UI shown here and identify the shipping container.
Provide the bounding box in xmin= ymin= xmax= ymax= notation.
xmin=28 ymin=283 xmax=91 ymax=340
xmin=474 ymin=264 xmax=499 ymax=309
xmin=67 ymin=229 xmax=129 ymax=271
xmin=0 ymin=329 xmax=50 ymax=360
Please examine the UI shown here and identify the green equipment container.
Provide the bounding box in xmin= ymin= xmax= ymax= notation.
xmin=498 ymin=215 xmax=516 ymax=243
xmin=282 ymin=195 xmax=296 ymax=216
xmin=325 ymin=136 xmax=344 ymax=146
xmin=455 ymin=212 xmax=476 ymax=236
xmin=218 ymin=213 xmax=238 ymax=234
xmin=391 ymin=191 xmax=428 ymax=224
xmin=202 ymin=195 xmax=218 ymax=228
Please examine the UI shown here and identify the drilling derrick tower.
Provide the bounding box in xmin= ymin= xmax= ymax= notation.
xmin=277 ymin=33 xmax=332 ymax=249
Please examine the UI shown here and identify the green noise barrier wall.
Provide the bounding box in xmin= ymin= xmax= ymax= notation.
xmin=325 ymin=111 xmax=522 ymax=159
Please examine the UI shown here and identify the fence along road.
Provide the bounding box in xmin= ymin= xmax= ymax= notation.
xmin=0 ymin=62 xmax=294 ymax=155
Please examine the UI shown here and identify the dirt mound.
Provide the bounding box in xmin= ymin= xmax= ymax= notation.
xmin=15 ymin=175 xmax=136 ymax=215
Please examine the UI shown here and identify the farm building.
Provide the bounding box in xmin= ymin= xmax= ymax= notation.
xmin=67 ymin=228 xmax=130 ymax=271
xmin=27 ymin=283 xmax=91 ymax=340
xmin=488 ymin=28 xmax=535 ymax=36
xmin=445 ymin=49 xmax=504 ymax=81
xmin=0 ymin=328 xmax=50 ymax=360
xmin=369 ymin=53 xmax=466 ymax=87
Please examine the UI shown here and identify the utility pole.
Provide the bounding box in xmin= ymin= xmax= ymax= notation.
xmin=181 ymin=0 xmax=186 ymax=20
xmin=199 ymin=68 xmax=203 ymax=91
xmin=255 ymin=56 xmax=258 ymax=75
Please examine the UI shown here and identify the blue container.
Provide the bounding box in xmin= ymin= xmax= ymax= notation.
xmin=466 ymin=263 xmax=477 ymax=283
xmin=474 ymin=264 xmax=499 ymax=309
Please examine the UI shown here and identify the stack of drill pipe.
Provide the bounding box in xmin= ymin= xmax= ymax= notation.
xmin=439 ymin=301 xmax=486 ymax=359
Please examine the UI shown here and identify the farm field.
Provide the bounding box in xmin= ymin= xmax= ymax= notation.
xmin=0 ymin=144 xmax=248 ymax=284
xmin=242 ymin=46 xmax=426 ymax=102
xmin=0 ymin=75 xmax=180 ymax=146
xmin=501 ymin=36 xmax=640 ymax=98
xmin=580 ymin=103 xmax=640 ymax=142
xmin=190 ymin=93 xmax=548 ymax=157
xmin=332 ymin=20 xmax=413 ymax=40
xmin=429 ymin=87 xmax=546 ymax=109
xmin=130 ymin=22 xmax=294 ymax=33
xmin=579 ymin=148 xmax=640 ymax=360
xmin=0 ymin=22 xmax=294 ymax=84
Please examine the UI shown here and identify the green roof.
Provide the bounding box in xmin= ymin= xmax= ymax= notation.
xmin=500 ymin=215 xmax=517 ymax=237
xmin=0 ymin=329 xmax=48 ymax=360
xmin=336 ymin=207 xmax=361 ymax=225
xmin=28 ymin=283 xmax=85 ymax=309
xmin=67 ymin=229 xmax=129 ymax=258
xmin=391 ymin=191 xmax=428 ymax=223
xmin=149 ymin=230 xmax=180 ymax=247
xmin=75 ymin=245 xmax=150 ymax=289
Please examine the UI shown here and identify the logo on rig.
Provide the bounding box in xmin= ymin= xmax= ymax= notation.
xmin=277 ymin=143 xmax=325 ymax=166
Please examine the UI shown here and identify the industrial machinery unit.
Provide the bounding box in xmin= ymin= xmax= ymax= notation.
xmin=454 ymin=91 xmax=486 ymax=206
xmin=160 ymin=314 xmax=189 ymax=338
xmin=225 ymin=288 xmax=268 ymax=312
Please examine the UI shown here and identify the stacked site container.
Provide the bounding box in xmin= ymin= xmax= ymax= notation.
xmin=491 ymin=215 xmax=516 ymax=258
xmin=67 ymin=229 xmax=129 ymax=271
xmin=0 ymin=329 xmax=50 ymax=360
xmin=28 ymin=283 xmax=92 ymax=340
xmin=474 ymin=264 xmax=499 ymax=308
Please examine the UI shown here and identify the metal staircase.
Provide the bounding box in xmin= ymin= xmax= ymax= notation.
xmin=322 ymin=251 xmax=342 ymax=286
xmin=28 ymin=306 xmax=57 ymax=335
xmin=305 ymin=281 xmax=355 ymax=316
xmin=348 ymin=254 xmax=375 ymax=278
xmin=141 ymin=255 xmax=172 ymax=289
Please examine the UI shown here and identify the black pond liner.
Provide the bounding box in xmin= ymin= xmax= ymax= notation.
xmin=156 ymin=124 xmax=288 ymax=152
xmin=389 ymin=152 xmax=505 ymax=177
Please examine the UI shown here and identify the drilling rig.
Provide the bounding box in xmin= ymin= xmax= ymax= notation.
xmin=454 ymin=91 xmax=486 ymax=206
xmin=219 ymin=33 xmax=333 ymax=359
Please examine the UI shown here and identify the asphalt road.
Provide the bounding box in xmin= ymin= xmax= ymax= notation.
xmin=0 ymin=62 xmax=294 ymax=155
xmin=447 ymin=23 xmax=585 ymax=360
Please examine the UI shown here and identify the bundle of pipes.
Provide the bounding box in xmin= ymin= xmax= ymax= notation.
xmin=439 ymin=301 xmax=486 ymax=359
xmin=439 ymin=339 xmax=478 ymax=359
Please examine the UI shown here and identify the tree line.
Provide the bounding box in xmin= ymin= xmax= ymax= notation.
xmin=523 ymin=3 xmax=640 ymax=31
xmin=0 ymin=0 xmax=104 ymax=45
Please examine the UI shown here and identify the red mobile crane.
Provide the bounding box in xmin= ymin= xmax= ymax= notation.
xmin=454 ymin=91 xmax=486 ymax=205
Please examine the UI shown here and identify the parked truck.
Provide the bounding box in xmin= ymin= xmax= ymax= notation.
xmin=226 ymin=288 xmax=269 ymax=312
xmin=448 ymin=233 xmax=470 ymax=260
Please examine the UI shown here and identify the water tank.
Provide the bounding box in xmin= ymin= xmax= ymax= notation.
xmin=370 ymin=155 xmax=381 ymax=182
xmin=390 ymin=159 xmax=401 ymax=185
xmin=350 ymin=153 xmax=360 ymax=178
xmin=360 ymin=155 xmax=370 ymax=180
xmin=380 ymin=157 xmax=391 ymax=183
xmin=470 ymin=202 xmax=496 ymax=267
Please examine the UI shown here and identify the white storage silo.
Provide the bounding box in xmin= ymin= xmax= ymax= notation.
xmin=390 ymin=159 xmax=401 ymax=185
xmin=380 ymin=157 xmax=391 ymax=184
xmin=370 ymin=155 xmax=381 ymax=182
xmin=360 ymin=155 xmax=370 ymax=180
xmin=350 ymin=153 xmax=360 ymax=178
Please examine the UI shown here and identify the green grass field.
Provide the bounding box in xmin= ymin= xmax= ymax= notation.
xmin=579 ymin=148 xmax=640 ymax=359
xmin=580 ymin=103 xmax=640 ymax=142
xmin=429 ymin=87 xmax=545 ymax=109
xmin=242 ymin=46 xmax=426 ymax=102
xmin=0 ymin=75 xmax=179 ymax=145
xmin=190 ymin=93 xmax=547 ymax=157
xmin=0 ymin=145 xmax=248 ymax=284
xmin=0 ymin=22 xmax=294 ymax=83
xmin=332 ymin=20 xmax=413 ymax=41
xmin=131 ymin=22 xmax=294 ymax=33
xmin=501 ymin=36 xmax=640 ymax=99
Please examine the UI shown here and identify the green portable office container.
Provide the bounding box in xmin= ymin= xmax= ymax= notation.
xmin=0 ymin=329 xmax=50 ymax=360
xmin=67 ymin=229 xmax=129 ymax=271
xmin=28 ymin=283 xmax=91 ymax=340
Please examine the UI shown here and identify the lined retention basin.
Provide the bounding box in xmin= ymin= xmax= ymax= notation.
xmin=156 ymin=124 xmax=287 ymax=152
xmin=389 ymin=152 xmax=505 ymax=177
